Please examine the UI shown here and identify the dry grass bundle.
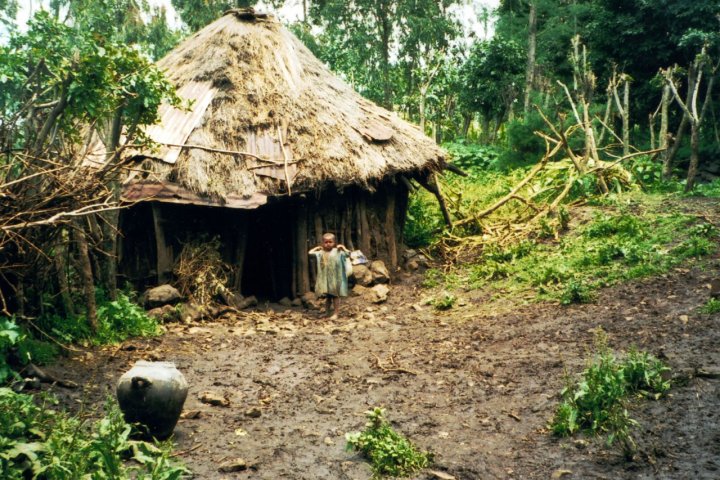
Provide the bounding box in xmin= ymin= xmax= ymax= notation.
xmin=173 ymin=237 xmax=231 ymax=305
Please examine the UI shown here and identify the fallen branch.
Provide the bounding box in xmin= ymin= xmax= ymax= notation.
xmin=371 ymin=352 xmax=419 ymax=376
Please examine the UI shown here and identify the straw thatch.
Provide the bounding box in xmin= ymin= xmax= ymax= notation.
xmin=129 ymin=9 xmax=445 ymax=205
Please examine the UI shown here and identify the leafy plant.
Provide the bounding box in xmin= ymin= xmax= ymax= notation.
xmin=560 ymin=279 xmax=595 ymax=305
xmin=346 ymin=408 xmax=431 ymax=478
xmin=622 ymin=349 xmax=671 ymax=396
xmin=700 ymin=298 xmax=720 ymax=314
xmin=0 ymin=390 xmax=189 ymax=478
xmin=0 ymin=319 xmax=23 ymax=383
xmin=432 ymin=292 xmax=457 ymax=310
xmin=551 ymin=335 xmax=671 ymax=458
xmin=96 ymin=293 xmax=160 ymax=344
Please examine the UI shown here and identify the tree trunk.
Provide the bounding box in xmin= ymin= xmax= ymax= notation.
xmin=54 ymin=233 xmax=75 ymax=318
xmin=622 ymin=80 xmax=630 ymax=156
xmin=462 ymin=113 xmax=472 ymax=137
xmin=523 ymin=1 xmax=537 ymax=114
xmin=685 ymin=123 xmax=700 ymax=192
xmin=660 ymin=84 xmax=670 ymax=151
xmin=73 ymin=222 xmax=98 ymax=332
xmin=384 ymin=189 xmax=398 ymax=269
xmin=664 ymin=114 xmax=688 ymax=180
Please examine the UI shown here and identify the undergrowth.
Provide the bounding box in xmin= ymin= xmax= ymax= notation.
xmin=551 ymin=332 xmax=670 ymax=458
xmin=0 ymin=389 xmax=189 ymax=479
xmin=346 ymin=407 xmax=431 ymax=478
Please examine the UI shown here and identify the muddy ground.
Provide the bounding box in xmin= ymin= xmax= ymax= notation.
xmin=42 ymin=254 xmax=720 ymax=480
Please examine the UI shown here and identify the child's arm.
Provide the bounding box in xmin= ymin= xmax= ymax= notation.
xmin=308 ymin=246 xmax=322 ymax=254
xmin=336 ymin=244 xmax=349 ymax=252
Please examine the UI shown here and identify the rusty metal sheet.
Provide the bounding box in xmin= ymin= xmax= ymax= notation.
xmin=122 ymin=181 xmax=267 ymax=209
xmin=143 ymin=81 xmax=218 ymax=164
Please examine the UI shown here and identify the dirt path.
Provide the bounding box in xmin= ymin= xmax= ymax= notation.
xmin=44 ymin=252 xmax=720 ymax=480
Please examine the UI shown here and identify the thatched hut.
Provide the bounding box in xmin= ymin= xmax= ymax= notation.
xmin=117 ymin=9 xmax=445 ymax=300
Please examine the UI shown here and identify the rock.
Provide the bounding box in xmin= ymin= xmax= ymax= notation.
xmin=219 ymin=290 xmax=244 ymax=308
xmin=406 ymin=259 xmax=420 ymax=271
xmin=301 ymin=292 xmax=319 ymax=309
xmin=402 ymin=249 xmax=418 ymax=260
xmin=142 ymin=285 xmax=183 ymax=309
xmin=370 ymin=261 xmax=390 ymax=284
xmin=146 ymin=304 xmax=180 ymax=323
xmin=352 ymin=284 xmax=369 ymax=297
xmin=199 ymin=391 xmax=230 ymax=407
xmin=245 ymin=407 xmax=262 ymax=418
xmin=291 ymin=297 xmax=302 ymax=307
xmin=370 ymin=284 xmax=389 ymax=304
xmin=711 ymin=278 xmax=720 ymax=298
xmin=218 ymin=458 xmax=248 ymax=473
xmin=278 ymin=297 xmax=293 ymax=307
xmin=181 ymin=302 xmax=205 ymax=323
xmin=416 ymin=254 xmax=430 ymax=268
xmin=238 ymin=295 xmax=258 ymax=309
xmin=352 ymin=264 xmax=373 ymax=286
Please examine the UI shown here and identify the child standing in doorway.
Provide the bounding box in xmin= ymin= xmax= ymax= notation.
xmin=309 ymin=233 xmax=349 ymax=320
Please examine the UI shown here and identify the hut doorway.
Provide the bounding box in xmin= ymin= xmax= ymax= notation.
xmin=239 ymin=201 xmax=294 ymax=300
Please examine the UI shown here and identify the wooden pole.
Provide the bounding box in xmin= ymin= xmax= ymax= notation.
xmin=359 ymin=195 xmax=371 ymax=254
xmin=233 ymin=216 xmax=248 ymax=294
xmin=73 ymin=221 xmax=98 ymax=332
xmin=296 ymin=204 xmax=310 ymax=296
xmin=151 ymin=204 xmax=173 ymax=284
xmin=384 ymin=187 xmax=398 ymax=268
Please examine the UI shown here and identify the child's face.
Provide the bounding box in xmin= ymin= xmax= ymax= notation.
xmin=322 ymin=236 xmax=336 ymax=251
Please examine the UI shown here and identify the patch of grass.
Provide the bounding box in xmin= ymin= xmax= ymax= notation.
xmin=551 ymin=333 xmax=671 ymax=458
xmin=346 ymin=408 xmax=431 ymax=478
xmin=700 ymin=298 xmax=720 ymax=314
xmin=0 ymin=389 xmax=189 ymax=478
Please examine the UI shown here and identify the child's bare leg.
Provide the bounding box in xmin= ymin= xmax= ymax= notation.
xmin=325 ymin=297 xmax=333 ymax=316
xmin=330 ymin=297 xmax=340 ymax=320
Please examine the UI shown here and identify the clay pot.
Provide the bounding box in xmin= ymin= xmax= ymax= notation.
xmin=116 ymin=361 xmax=188 ymax=439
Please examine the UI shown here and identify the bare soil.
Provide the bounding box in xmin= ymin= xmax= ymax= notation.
xmin=45 ymin=213 xmax=720 ymax=480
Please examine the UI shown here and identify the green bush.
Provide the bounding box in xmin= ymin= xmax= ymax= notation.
xmin=700 ymin=298 xmax=720 ymax=314
xmin=551 ymin=339 xmax=670 ymax=457
xmin=0 ymin=389 xmax=189 ymax=479
xmin=560 ymin=279 xmax=595 ymax=305
xmin=346 ymin=408 xmax=430 ymax=478
xmin=443 ymin=141 xmax=500 ymax=172
xmin=585 ymin=214 xmax=643 ymax=238
xmin=96 ymin=293 xmax=160 ymax=344
xmin=0 ymin=319 xmax=23 ymax=383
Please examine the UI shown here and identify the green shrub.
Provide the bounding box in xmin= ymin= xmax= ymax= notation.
xmin=15 ymin=337 xmax=60 ymax=366
xmin=405 ymin=192 xmax=443 ymax=248
xmin=672 ymin=235 xmax=717 ymax=259
xmin=560 ymin=279 xmax=595 ymax=305
xmin=551 ymin=338 xmax=671 ymax=457
xmin=96 ymin=293 xmax=160 ymax=344
xmin=622 ymin=349 xmax=671 ymax=396
xmin=432 ymin=292 xmax=457 ymax=310
xmin=443 ymin=141 xmax=500 ymax=172
xmin=0 ymin=389 xmax=189 ymax=478
xmin=346 ymin=408 xmax=430 ymax=478
xmin=0 ymin=319 xmax=23 ymax=383
xmin=585 ymin=214 xmax=643 ymax=238
xmin=700 ymin=298 xmax=720 ymax=314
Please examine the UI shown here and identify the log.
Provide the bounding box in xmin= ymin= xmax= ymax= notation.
xmin=418 ymin=174 xmax=452 ymax=228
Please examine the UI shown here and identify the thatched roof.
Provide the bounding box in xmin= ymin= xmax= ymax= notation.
xmin=125 ymin=9 xmax=445 ymax=207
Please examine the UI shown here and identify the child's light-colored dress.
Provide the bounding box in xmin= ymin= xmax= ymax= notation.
xmin=311 ymin=248 xmax=349 ymax=297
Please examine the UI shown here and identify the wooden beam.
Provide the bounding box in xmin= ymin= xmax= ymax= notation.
xmin=151 ymin=204 xmax=173 ymax=284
